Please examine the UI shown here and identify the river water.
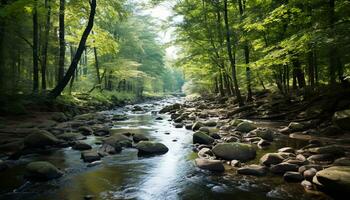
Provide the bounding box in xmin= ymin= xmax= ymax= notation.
xmin=0 ymin=97 xmax=325 ymax=200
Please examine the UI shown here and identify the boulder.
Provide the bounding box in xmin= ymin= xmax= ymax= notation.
xmin=93 ymin=127 xmax=110 ymax=136
xmin=26 ymin=161 xmax=63 ymax=181
xmin=159 ymin=103 xmax=181 ymax=113
xmin=283 ymin=172 xmax=304 ymax=182
xmin=333 ymin=157 xmax=350 ymax=166
xmin=307 ymin=154 xmax=335 ymax=164
xmin=193 ymin=131 xmax=214 ymax=145
xmin=307 ymin=145 xmax=345 ymax=157
xmin=237 ymin=165 xmax=267 ymax=176
xmin=132 ymin=133 xmax=149 ymax=143
xmin=136 ymin=141 xmax=169 ymax=156
xmin=57 ymin=132 xmax=85 ymax=141
xmin=212 ymin=143 xmax=256 ymax=161
xmin=103 ymin=134 xmax=132 ymax=148
xmin=298 ymin=164 xmax=324 ymax=174
xmin=260 ymin=153 xmax=284 ymax=166
xmin=72 ymin=142 xmax=92 ymax=151
xmin=270 ymin=162 xmax=299 ymax=174
xmin=203 ymin=120 xmax=217 ymax=127
xmin=198 ymin=148 xmax=213 ymax=158
xmin=174 ymin=123 xmax=183 ymax=128
xmin=195 ymin=158 xmax=224 ymax=172
xmin=332 ymin=109 xmax=350 ymax=130
xmin=81 ymin=150 xmax=101 ymax=163
xmin=99 ymin=143 xmax=121 ymax=155
xmin=288 ymin=122 xmax=304 ymax=132
xmin=235 ymin=121 xmax=257 ymax=133
xmin=313 ymin=166 xmax=350 ymax=195
xmin=78 ymin=126 xmax=94 ymax=136
xmin=192 ymin=121 xmax=204 ymax=131
xmin=23 ymin=129 xmax=59 ymax=148
xmin=253 ymin=128 xmax=274 ymax=141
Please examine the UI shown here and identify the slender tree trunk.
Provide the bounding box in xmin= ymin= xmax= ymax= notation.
xmin=32 ymin=0 xmax=39 ymax=93
xmin=292 ymin=58 xmax=306 ymax=88
xmin=50 ymin=0 xmax=96 ymax=98
xmin=93 ymin=46 xmax=101 ymax=86
xmin=238 ymin=0 xmax=252 ymax=101
xmin=328 ymin=0 xmax=337 ymax=85
xmin=0 ymin=0 xmax=7 ymax=92
xmin=307 ymin=49 xmax=315 ymax=89
xmin=218 ymin=69 xmax=225 ymax=96
xmin=69 ymin=45 xmax=75 ymax=94
xmin=58 ymin=0 xmax=65 ymax=82
xmin=223 ymin=0 xmax=243 ymax=106
xmin=214 ymin=77 xmax=219 ymax=94
xmin=41 ymin=0 xmax=51 ymax=91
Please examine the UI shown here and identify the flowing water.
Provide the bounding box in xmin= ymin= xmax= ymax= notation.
xmin=0 ymin=98 xmax=326 ymax=200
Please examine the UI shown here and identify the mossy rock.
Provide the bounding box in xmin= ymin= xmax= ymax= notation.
xmin=212 ymin=143 xmax=256 ymax=161
xmin=193 ymin=131 xmax=214 ymax=145
xmin=136 ymin=141 xmax=169 ymax=156
xmin=235 ymin=121 xmax=257 ymax=133
xmin=26 ymin=161 xmax=63 ymax=181
xmin=23 ymin=129 xmax=59 ymax=148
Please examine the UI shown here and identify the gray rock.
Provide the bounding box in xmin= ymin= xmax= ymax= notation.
xmin=174 ymin=123 xmax=183 ymax=128
xmin=283 ymin=172 xmax=304 ymax=182
xmin=301 ymin=180 xmax=313 ymax=190
xmin=288 ymin=122 xmax=304 ymax=132
xmin=237 ymin=165 xmax=267 ymax=176
xmin=303 ymin=168 xmax=317 ymax=181
xmin=313 ymin=166 xmax=350 ymax=195
xmin=193 ymin=131 xmax=214 ymax=145
xmin=93 ymin=127 xmax=110 ymax=136
xmin=260 ymin=153 xmax=284 ymax=166
xmin=99 ymin=143 xmax=121 ymax=155
xmin=78 ymin=126 xmax=94 ymax=135
xmin=195 ymin=158 xmax=224 ymax=172
xmin=278 ymin=147 xmax=295 ymax=153
xmin=23 ymin=129 xmax=59 ymax=148
xmin=72 ymin=142 xmax=92 ymax=150
xmin=307 ymin=154 xmax=335 ymax=164
xmin=192 ymin=121 xmax=204 ymax=131
xmin=270 ymin=162 xmax=299 ymax=174
xmin=26 ymin=161 xmax=63 ymax=180
xmin=333 ymin=157 xmax=350 ymax=166
xmin=136 ymin=141 xmax=169 ymax=156
xmin=307 ymin=145 xmax=345 ymax=157
xmin=332 ymin=109 xmax=350 ymax=130
xmin=103 ymin=134 xmax=132 ymax=148
xmin=198 ymin=148 xmax=213 ymax=158
xmin=132 ymin=133 xmax=149 ymax=143
xmin=254 ymin=128 xmax=274 ymax=141
xmin=212 ymin=143 xmax=256 ymax=161
xmin=235 ymin=121 xmax=257 ymax=133
xmin=81 ymin=150 xmax=101 ymax=163
xmin=58 ymin=132 xmax=85 ymax=141
xmin=298 ymin=164 xmax=324 ymax=173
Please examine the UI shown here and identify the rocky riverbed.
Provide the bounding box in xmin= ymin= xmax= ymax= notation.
xmin=0 ymin=94 xmax=349 ymax=200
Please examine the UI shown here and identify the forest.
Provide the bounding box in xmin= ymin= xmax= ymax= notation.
xmin=0 ymin=0 xmax=350 ymax=200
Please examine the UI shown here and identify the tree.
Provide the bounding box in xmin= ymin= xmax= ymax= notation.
xmin=58 ymin=0 xmax=65 ymax=82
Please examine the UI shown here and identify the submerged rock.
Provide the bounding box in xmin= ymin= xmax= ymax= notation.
xmin=26 ymin=161 xmax=63 ymax=181
xmin=193 ymin=131 xmax=214 ymax=145
xmin=195 ymin=158 xmax=224 ymax=172
xmin=212 ymin=143 xmax=256 ymax=161
xmin=237 ymin=165 xmax=267 ymax=176
xmin=136 ymin=141 xmax=169 ymax=156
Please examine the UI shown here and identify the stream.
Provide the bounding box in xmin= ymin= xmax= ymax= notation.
xmin=0 ymin=97 xmax=323 ymax=200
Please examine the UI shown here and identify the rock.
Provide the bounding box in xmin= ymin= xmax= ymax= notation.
xmin=185 ymin=123 xmax=193 ymax=130
xmin=193 ymin=131 xmax=214 ymax=145
xmin=74 ymin=113 xmax=98 ymax=121
xmin=93 ymin=128 xmax=110 ymax=136
xmin=78 ymin=126 xmax=94 ymax=135
xmin=303 ymin=168 xmax=317 ymax=181
xmin=212 ymin=143 xmax=256 ymax=161
xmin=159 ymin=103 xmax=181 ymax=113
xmin=132 ymin=106 xmax=143 ymax=112
xmin=0 ymin=160 xmax=8 ymax=171
xmin=57 ymin=132 xmax=85 ymax=141
xmin=51 ymin=112 xmax=68 ymax=122
xmin=298 ymin=164 xmax=324 ymax=173
xmin=270 ymin=162 xmax=299 ymax=174
xmin=192 ymin=121 xmax=204 ymax=131
xmin=203 ymin=120 xmax=217 ymax=127
xmin=301 ymin=180 xmax=313 ymax=190
xmin=103 ymin=134 xmax=132 ymax=148
xmin=81 ymin=150 xmax=101 ymax=163
xmin=231 ymin=160 xmax=241 ymax=167
xmin=333 ymin=157 xmax=350 ymax=166
xmin=99 ymin=143 xmax=121 ymax=155
xmin=23 ymin=129 xmax=59 ymax=148
xmin=237 ymin=165 xmax=267 ymax=176
xmin=307 ymin=154 xmax=335 ymax=164
xmin=332 ymin=109 xmax=350 ymax=130
xmin=26 ymin=161 xmax=63 ymax=181
xmin=195 ymin=158 xmax=224 ymax=172
xmin=257 ymin=139 xmax=271 ymax=148
xmin=253 ymin=128 xmax=274 ymax=141
xmin=307 ymin=145 xmax=345 ymax=157
xmin=229 ymin=119 xmax=244 ymax=126
xmin=174 ymin=123 xmax=183 ymax=128
xmin=260 ymin=153 xmax=284 ymax=166
xmin=198 ymin=148 xmax=213 ymax=158
xmin=155 ymin=117 xmax=163 ymax=120
xmin=313 ymin=166 xmax=350 ymax=195
xmin=72 ymin=142 xmax=92 ymax=150
xmin=136 ymin=141 xmax=169 ymax=156
xmin=288 ymin=122 xmax=304 ymax=132
xmin=235 ymin=121 xmax=257 ymax=133
xmin=209 ymin=132 xmax=221 ymax=139
xmin=132 ymin=133 xmax=149 ymax=143
xmin=283 ymin=172 xmax=304 ymax=182
xmin=278 ymin=147 xmax=295 ymax=153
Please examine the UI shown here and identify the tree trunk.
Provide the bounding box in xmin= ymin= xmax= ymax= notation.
xmin=0 ymin=0 xmax=7 ymax=92
xmin=32 ymin=0 xmax=39 ymax=93
xmin=292 ymin=58 xmax=306 ymax=88
xmin=223 ymin=0 xmax=243 ymax=106
xmin=69 ymin=45 xmax=75 ymax=94
xmin=218 ymin=69 xmax=225 ymax=96
xmin=307 ymin=49 xmax=315 ymax=89
xmin=93 ymin=46 xmax=101 ymax=86
xmin=50 ymin=0 xmax=96 ymax=98
xmin=41 ymin=0 xmax=51 ymax=91
xmin=58 ymin=0 xmax=65 ymax=82
xmin=238 ymin=0 xmax=252 ymax=101
xmin=328 ymin=0 xmax=337 ymax=85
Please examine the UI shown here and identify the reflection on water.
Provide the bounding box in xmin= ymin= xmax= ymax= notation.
xmin=0 ymin=98 xmax=325 ymax=200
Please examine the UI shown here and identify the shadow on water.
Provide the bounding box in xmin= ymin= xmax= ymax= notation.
xmin=0 ymin=98 xmax=329 ymax=200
